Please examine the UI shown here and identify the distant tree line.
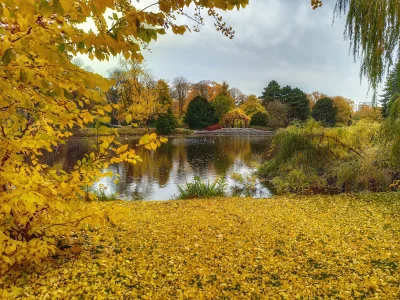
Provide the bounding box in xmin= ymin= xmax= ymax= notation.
xmin=104 ymin=59 xmax=392 ymax=133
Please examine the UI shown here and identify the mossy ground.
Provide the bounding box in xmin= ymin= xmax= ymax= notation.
xmin=1 ymin=194 xmax=399 ymax=299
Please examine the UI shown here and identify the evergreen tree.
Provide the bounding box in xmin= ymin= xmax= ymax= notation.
xmin=280 ymin=85 xmax=293 ymax=103
xmin=261 ymin=80 xmax=281 ymax=103
xmin=184 ymin=96 xmax=218 ymax=129
xmin=311 ymin=97 xmax=338 ymax=127
xmin=250 ymin=112 xmax=268 ymax=127
xmin=219 ymin=81 xmax=231 ymax=97
xmin=380 ymin=61 xmax=400 ymax=118
xmin=284 ymin=87 xmax=310 ymax=122
xmin=156 ymin=109 xmax=178 ymax=135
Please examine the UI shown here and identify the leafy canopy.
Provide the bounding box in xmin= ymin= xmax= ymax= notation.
xmin=212 ymin=94 xmax=235 ymax=121
xmin=240 ymin=94 xmax=266 ymax=117
xmin=0 ymin=0 xmax=248 ymax=272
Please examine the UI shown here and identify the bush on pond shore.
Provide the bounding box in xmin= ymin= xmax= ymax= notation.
xmin=259 ymin=119 xmax=400 ymax=194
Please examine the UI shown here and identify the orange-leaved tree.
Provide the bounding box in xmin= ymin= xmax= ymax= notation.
xmin=0 ymin=0 xmax=249 ymax=272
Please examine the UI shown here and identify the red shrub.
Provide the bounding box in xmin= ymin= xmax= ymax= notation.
xmin=205 ymin=124 xmax=222 ymax=131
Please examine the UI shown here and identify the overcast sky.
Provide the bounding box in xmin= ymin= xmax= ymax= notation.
xmin=81 ymin=0 xmax=373 ymax=104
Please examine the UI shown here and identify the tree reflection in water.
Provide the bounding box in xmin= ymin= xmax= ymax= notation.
xmin=42 ymin=135 xmax=272 ymax=200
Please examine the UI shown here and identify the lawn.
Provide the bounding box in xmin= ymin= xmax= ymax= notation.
xmin=1 ymin=194 xmax=399 ymax=299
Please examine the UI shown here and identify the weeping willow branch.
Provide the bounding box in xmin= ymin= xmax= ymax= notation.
xmin=305 ymin=133 xmax=365 ymax=159
xmin=333 ymin=0 xmax=400 ymax=89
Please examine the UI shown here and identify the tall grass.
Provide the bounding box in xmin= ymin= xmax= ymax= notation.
xmin=83 ymin=184 xmax=119 ymax=201
xmin=177 ymin=176 xmax=227 ymax=199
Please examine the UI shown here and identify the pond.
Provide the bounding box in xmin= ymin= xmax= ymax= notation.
xmin=43 ymin=135 xmax=273 ymax=200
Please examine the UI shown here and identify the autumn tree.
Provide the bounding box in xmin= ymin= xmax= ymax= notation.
xmin=156 ymin=79 xmax=173 ymax=110
xmin=188 ymin=80 xmax=222 ymax=101
xmin=229 ymin=87 xmax=247 ymax=106
xmin=240 ymin=94 xmax=266 ymax=117
xmin=108 ymin=60 xmax=162 ymax=125
xmin=172 ymin=76 xmax=190 ymax=119
xmin=356 ymin=105 xmax=382 ymax=121
xmin=189 ymin=80 xmax=213 ymax=99
xmin=332 ymin=96 xmax=354 ymax=125
xmin=155 ymin=80 xmax=176 ymax=134
xmin=212 ymin=83 xmax=235 ymax=122
xmin=307 ymin=91 xmax=328 ymax=109
xmin=0 ymin=0 xmax=249 ymax=272
xmin=265 ymin=101 xmax=290 ymax=129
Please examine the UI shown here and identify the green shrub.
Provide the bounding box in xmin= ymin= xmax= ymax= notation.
xmin=212 ymin=94 xmax=235 ymax=122
xmin=177 ymin=176 xmax=227 ymax=199
xmin=156 ymin=110 xmax=178 ymax=135
xmin=311 ymin=97 xmax=337 ymax=127
xmin=184 ymin=96 xmax=217 ymax=130
xmin=250 ymin=112 xmax=268 ymax=127
xmin=259 ymin=119 xmax=397 ymax=194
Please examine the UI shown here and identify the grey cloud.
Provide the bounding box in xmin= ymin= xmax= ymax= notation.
xmin=83 ymin=0 xmax=373 ymax=103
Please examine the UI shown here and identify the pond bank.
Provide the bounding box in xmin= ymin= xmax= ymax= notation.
xmin=74 ymin=127 xmax=194 ymax=137
xmin=3 ymin=193 xmax=399 ymax=299
xmin=194 ymin=128 xmax=274 ymax=136
xmin=74 ymin=127 xmax=274 ymax=137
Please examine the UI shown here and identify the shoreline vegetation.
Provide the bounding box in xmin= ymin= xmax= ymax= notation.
xmin=2 ymin=194 xmax=399 ymax=299
xmin=74 ymin=127 xmax=274 ymax=137
xmin=74 ymin=127 xmax=194 ymax=137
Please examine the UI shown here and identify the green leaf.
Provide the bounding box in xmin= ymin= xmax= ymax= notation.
xmin=137 ymin=28 xmax=151 ymax=43
xmin=53 ymin=0 xmax=65 ymax=15
xmin=2 ymin=48 xmax=16 ymax=66
xmin=113 ymin=13 xmax=118 ymax=20
xmin=41 ymin=79 xmax=49 ymax=89
xmin=20 ymin=70 xmax=28 ymax=83
xmin=63 ymin=89 xmax=73 ymax=100
xmin=58 ymin=44 xmax=66 ymax=52
xmin=77 ymin=41 xmax=85 ymax=50
xmin=39 ymin=0 xmax=52 ymax=16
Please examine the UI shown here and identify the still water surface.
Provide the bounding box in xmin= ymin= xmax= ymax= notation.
xmin=44 ymin=135 xmax=273 ymax=200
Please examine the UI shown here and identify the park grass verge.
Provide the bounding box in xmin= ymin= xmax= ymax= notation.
xmin=1 ymin=193 xmax=399 ymax=299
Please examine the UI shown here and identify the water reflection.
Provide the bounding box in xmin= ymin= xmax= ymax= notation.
xmin=43 ymin=135 xmax=272 ymax=200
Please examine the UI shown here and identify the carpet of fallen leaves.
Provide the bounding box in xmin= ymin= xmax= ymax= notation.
xmin=1 ymin=193 xmax=400 ymax=299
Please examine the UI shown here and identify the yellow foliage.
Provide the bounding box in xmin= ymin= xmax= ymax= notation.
xmin=240 ymin=94 xmax=266 ymax=117
xmin=0 ymin=0 xmax=248 ymax=273
xmin=0 ymin=194 xmax=399 ymax=298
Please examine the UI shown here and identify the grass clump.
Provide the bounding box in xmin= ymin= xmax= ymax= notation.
xmin=177 ymin=176 xmax=227 ymax=199
xmin=83 ymin=184 xmax=119 ymax=201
